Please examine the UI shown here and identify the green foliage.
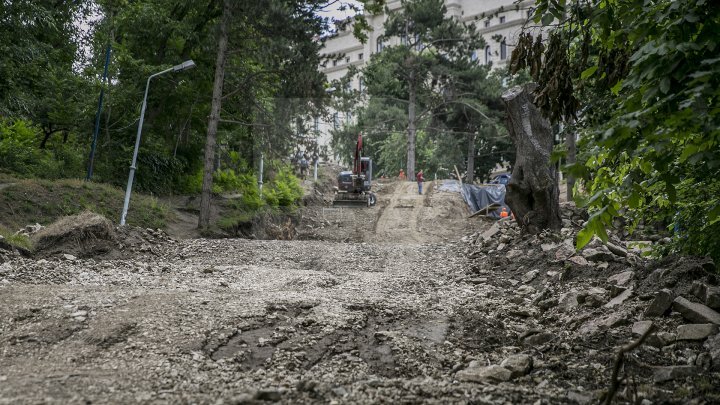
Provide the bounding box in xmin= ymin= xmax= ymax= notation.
xmin=264 ymin=167 xmax=303 ymax=208
xmin=0 ymin=119 xmax=86 ymax=179
xmin=527 ymin=0 xmax=720 ymax=262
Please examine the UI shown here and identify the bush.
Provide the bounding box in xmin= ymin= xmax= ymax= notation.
xmin=264 ymin=167 xmax=302 ymax=208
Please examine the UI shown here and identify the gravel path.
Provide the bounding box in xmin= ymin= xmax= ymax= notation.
xmin=3 ymin=182 xmax=715 ymax=404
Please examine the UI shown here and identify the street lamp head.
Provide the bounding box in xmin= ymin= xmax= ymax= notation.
xmin=173 ymin=59 xmax=196 ymax=72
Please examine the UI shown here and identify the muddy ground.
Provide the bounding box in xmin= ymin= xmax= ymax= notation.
xmin=1 ymin=178 xmax=719 ymax=404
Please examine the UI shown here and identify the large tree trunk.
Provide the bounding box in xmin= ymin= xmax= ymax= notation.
xmin=407 ymin=78 xmax=416 ymax=181
xmin=502 ymin=83 xmax=561 ymax=234
xmin=198 ymin=0 xmax=230 ymax=230
xmin=566 ymin=118 xmax=576 ymax=201
xmin=466 ymin=132 xmax=475 ymax=184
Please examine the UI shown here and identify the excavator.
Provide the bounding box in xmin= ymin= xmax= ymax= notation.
xmin=333 ymin=133 xmax=376 ymax=207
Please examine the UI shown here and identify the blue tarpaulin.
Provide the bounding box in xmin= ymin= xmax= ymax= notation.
xmin=460 ymin=183 xmax=511 ymax=219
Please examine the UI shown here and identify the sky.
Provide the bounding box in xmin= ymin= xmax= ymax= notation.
xmin=317 ymin=0 xmax=363 ymax=22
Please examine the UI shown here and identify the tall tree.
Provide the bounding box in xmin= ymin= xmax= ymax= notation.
xmin=198 ymin=0 xmax=230 ymax=230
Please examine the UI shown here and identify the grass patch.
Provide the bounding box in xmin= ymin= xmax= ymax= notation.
xmin=0 ymin=226 xmax=32 ymax=250
xmin=0 ymin=177 xmax=173 ymax=231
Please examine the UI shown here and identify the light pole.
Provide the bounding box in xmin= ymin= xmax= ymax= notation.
xmin=120 ymin=60 xmax=196 ymax=226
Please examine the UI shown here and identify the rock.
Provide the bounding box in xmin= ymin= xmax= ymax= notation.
xmin=522 ymin=332 xmax=554 ymax=346
xmin=691 ymin=281 xmax=720 ymax=310
xmin=537 ymin=298 xmax=558 ymax=310
xmin=582 ymin=247 xmax=614 ymax=262
xmin=456 ymin=364 xmax=512 ymax=383
xmin=568 ymin=256 xmax=589 ymax=267
xmin=481 ymin=223 xmax=500 ymax=241
xmin=578 ymin=312 xmax=629 ymax=336
xmin=644 ymin=289 xmax=674 ymax=317
xmin=500 ymin=354 xmax=533 ymax=378
xmin=632 ymin=321 xmax=653 ymax=337
xmin=604 ymin=288 xmax=633 ymax=309
xmin=62 ymin=254 xmax=77 ymax=261
xmin=676 ymin=324 xmax=718 ymax=341
xmin=607 ymin=270 xmax=634 ymax=286
xmin=540 ymin=243 xmax=557 ymax=252
xmin=582 ymin=287 xmax=608 ymax=308
xmin=521 ymin=269 xmax=539 ymax=283
xmin=71 ymin=310 xmax=88 ymax=318
xmin=672 ymin=296 xmax=720 ymax=324
xmin=656 ymin=332 xmax=677 ymax=346
xmin=506 ymin=249 xmax=524 ymax=260
xmin=559 ymin=291 xmax=581 ymax=310
xmin=606 ymin=242 xmax=628 ymax=257
xmin=566 ymin=391 xmax=593 ymax=404
xmin=653 ymin=365 xmax=696 ymax=383
xmin=516 ymin=285 xmax=536 ymax=296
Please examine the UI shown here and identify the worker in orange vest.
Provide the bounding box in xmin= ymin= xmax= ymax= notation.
xmin=399 ymin=169 xmax=406 ymax=180
xmin=500 ymin=207 xmax=509 ymax=218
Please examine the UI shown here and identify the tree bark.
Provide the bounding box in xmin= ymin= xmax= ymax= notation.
xmin=502 ymin=83 xmax=562 ymax=234
xmin=407 ymin=77 xmax=416 ymax=181
xmin=466 ymin=132 xmax=475 ymax=184
xmin=198 ymin=0 xmax=230 ymax=230
xmin=566 ymin=118 xmax=576 ymax=202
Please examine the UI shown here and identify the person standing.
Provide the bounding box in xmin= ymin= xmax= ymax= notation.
xmin=416 ymin=169 xmax=424 ymax=195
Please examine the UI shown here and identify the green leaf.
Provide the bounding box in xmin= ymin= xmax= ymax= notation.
xmin=610 ymin=80 xmax=623 ymax=95
xmin=576 ymin=226 xmax=594 ymax=250
xmin=541 ymin=13 xmax=555 ymax=26
xmin=710 ymin=204 xmax=720 ymax=225
xmin=580 ymin=66 xmax=598 ymax=80
xmin=659 ymin=77 xmax=670 ymax=94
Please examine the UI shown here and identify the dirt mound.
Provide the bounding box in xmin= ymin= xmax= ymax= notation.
xmin=31 ymin=212 xmax=116 ymax=258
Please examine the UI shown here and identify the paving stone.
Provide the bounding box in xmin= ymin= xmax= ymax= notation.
xmin=676 ymin=324 xmax=718 ymax=341
xmin=604 ymin=288 xmax=633 ymax=309
xmin=672 ymin=296 xmax=720 ymax=325
xmin=632 ymin=321 xmax=653 ymax=336
xmin=653 ymin=365 xmax=696 ymax=383
xmin=607 ymin=270 xmax=634 ymax=286
xmin=644 ymin=289 xmax=674 ymax=317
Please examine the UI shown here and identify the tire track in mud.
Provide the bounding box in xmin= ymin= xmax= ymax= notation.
xmin=372 ymin=181 xmax=428 ymax=243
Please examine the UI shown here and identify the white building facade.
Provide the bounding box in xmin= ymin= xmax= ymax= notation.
xmin=315 ymin=0 xmax=535 ymax=158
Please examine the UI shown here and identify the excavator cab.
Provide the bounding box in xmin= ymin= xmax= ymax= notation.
xmin=333 ymin=134 xmax=376 ymax=207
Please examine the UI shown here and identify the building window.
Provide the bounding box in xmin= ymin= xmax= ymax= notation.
xmin=376 ymin=36 xmax=384 ymax=53
xmin=527 ymin=8 xmax=534 ymax=19
xmin=332 ymin=60 xmax=337 ymax=67
xmin=346 ymin=111 xmax=352 ymax=123
xmin=485 ymin=45 xmax=491 ymax=65
xmin=333 ymin=112 xmax=339 ymax=129
xmin=358 ymin=52 xmax=363 ymax=60
xmin=499 ymin=16 xmax=506 ymax=24
xmin=500 ymin=41 xmax=507 ymax=60
xmin=313 ymin=117 xmax=319 ymax=132
xmin=400 ymin=34 xmax=408 ymax=46
xmin=484 ymin=20 xmax=490 ymax=28
xmin=359 ymin=77 xmax=364 ymax=93
xmin=345 ymin=57 xmax=350 ymax=63
xmin=471 ymin=51 xmax=478 ymax=62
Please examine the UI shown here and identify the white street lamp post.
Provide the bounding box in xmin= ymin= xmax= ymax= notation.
xmin=120 ymin=60 xmax=196 ymax=226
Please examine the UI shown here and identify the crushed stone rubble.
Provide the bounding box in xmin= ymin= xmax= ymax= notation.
xmin=0 ymin=202 xmax=718 ymax=403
